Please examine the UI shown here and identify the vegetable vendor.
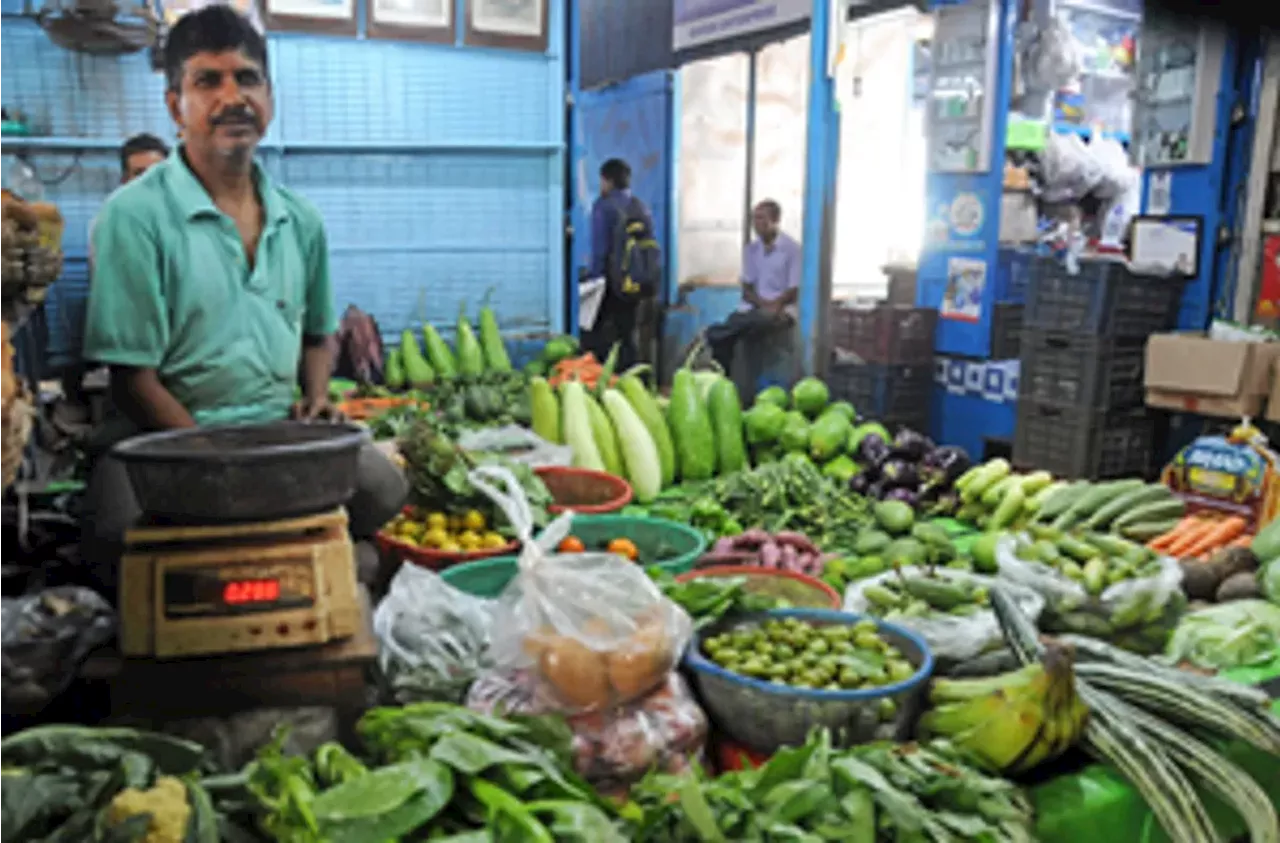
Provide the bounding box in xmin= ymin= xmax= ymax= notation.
xmin=703 ymin=200 xmax=801 ymax=374
xmin=80 ymin=6 xmax=406 ymax=586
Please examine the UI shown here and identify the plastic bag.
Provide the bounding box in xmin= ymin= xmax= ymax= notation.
xmin=373 ymin=563 xmax=495 ymax=704
xmin=467 ymin=670 xmax=708 ymax=792
xmin=1164 ymin=600 xmax=1280 ymax=672
xmin=843 ymin=567 xmax=1045 ymax=664
xmin=995 ymin=534 xmax=1186 ymax=654
xmin=457 ymin=425 xmax=573 ymax=468
xmin=2 ymin=586 xmax=115 ymax=712
xmin=1089 ymin=137 xmax=1137 ymax=201
xmin=472 ymin=464 xmax=693 ymax=713
xmin=1041 ymin=132 xmax=1102 ymax=203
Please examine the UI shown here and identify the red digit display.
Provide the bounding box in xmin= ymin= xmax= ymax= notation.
xmin=222 ymin=579 xmax=282 ymax=605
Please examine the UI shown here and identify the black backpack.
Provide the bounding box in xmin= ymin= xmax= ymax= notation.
xmin=608 ymin=196 xmax=661 ymax=300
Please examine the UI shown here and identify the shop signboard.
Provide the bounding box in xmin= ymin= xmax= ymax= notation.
xmin=672 ymin=0 xmax=811 ymax=52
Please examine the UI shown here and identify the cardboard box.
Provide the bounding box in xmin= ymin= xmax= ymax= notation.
xmin=1268 ymin=357 xmax=1280 ymax=423
xmin=1145 ymin=333 xmax=1280 ymax=418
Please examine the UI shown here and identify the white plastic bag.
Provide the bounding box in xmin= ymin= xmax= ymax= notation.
xmin=472 ymin=464 xmax=693 ymax=713
xmin=1041 ymin=132 xmax=1103 ymax=203
xmin=843 ymin=567 xmax=1044 ymax=664
xmin=373 ymin=563 xmax=495 ymax=704
xmin=457 ymin=425 xmax=573 ymax=468
xmin=995 ymin=533 xmax=1186 ymax=653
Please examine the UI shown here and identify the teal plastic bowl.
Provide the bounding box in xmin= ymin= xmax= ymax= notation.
xmin=440 ymin=513 xmax=708 ymax=598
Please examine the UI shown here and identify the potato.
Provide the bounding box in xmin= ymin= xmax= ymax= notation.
xmin=1215 ymin=570 xmax=1262 ymax=603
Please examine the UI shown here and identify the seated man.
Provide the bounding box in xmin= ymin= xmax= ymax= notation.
xmin=80 ymin=5 xmax=405 ymax=588
xmin=705 ymin=200 xmax=801 ymax=373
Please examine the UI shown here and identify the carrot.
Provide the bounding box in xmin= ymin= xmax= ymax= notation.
xmin=1163 ymin=517 xmax=1218 ymax=557
xmin=1228 ymin=533 xmax=1253 ymax=549
xmin=1147 ymin=515 xmax=1202 ymax=552
xmin=1180 ymin=515 xmax=1247 ymax=559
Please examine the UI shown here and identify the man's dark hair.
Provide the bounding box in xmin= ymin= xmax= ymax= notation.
xmin=600 ymin=158 xmax=631 ymax=191
xmin=120 ymin=133 xmax=169 ymax=172
xmin=756 ymin=199 xmax=782 ymax=222
xmin=164 ymin=5 xmax=268 ymax=91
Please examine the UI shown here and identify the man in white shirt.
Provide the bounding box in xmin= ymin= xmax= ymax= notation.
xmin=705 ymin=199 xmax=801 ymax=372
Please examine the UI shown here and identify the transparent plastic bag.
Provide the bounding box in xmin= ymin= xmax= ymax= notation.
xmin=1041 ymin=132 xmax=1102 ymax=203
xmin=472 ymin=464 xmax=693 ymax=713
xmin=843 ymin=567 xmax=1044 ymax=664
xmin=457 ymin=425 xmax=573 ymax=468
xmin=995 ymin=533 xmax=1186 ymax=654
xmin=373 ymin=563 xmax=495 ymax=704
xmin=467 ymin=670 xmax=708 ymax=791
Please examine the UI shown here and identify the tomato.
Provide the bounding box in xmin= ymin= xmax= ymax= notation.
xmin=558 ymin=536 xmax=585 ymax=553
xmin=607 ymin=537 xmax=640 ymax=561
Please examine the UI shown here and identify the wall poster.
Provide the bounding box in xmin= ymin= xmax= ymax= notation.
xmin=464 ymin=0 xmax=547 ymax=51
xmin=942 ymin=256 xmax=986 ymax=323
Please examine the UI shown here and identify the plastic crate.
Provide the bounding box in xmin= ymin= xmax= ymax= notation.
xmin=1023 ymin=258 xmax=1185 ymax=337
xmin=1018 ymin=330 xmax=1146 ymax=409
xmin=830 ymin=304 xmax=937 ymax=365
xmin=1013 ymin=399 xmax=1154 ymax=480
xmin=995 ymin=249 xmax=1032 ymax=303
xmin=990 ymin=303 xmax=1023 ymax=359
xmin=828 ymin=361 xmax=932 ymax=429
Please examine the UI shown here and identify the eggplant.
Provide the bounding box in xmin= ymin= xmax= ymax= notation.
xmin=923 ymin=445 xmax=972 ymax=483
xmin=849 ymin=472 xmax=873 ymax=495
xmin=866 ymin=480 xmax=886 ymax=500
xmin=855 ymin=433 xmax=892 ymax=468
xmin=890 ymin=428 xmax=933 ymax=461
xmin=884 ymin=487 xmax=919 ymax=506
xmin=879 ymin=459 xmax=920 ymax=489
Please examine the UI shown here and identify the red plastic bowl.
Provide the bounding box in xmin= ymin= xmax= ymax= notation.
xmin=674 ymin=565 xmax=841 ymax=610
xmin=534 ymin=465 xmax=633 ymax=514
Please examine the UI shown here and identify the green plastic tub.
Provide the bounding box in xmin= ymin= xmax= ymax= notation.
xmin=440 ymin=514 xmax=708 ymax=598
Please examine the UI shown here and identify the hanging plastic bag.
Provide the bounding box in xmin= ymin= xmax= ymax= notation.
xmin=473 ymin=464 xmax=693 ymax=713
xmin=843 ymin=567 xmax=1045 ymax=664
xmin=467 ymin=670 xmax=708 ymax=793
xmin=995 ymin=533 xmax=1187 ymax=654
xmin=373 ymin=563 xmax=495 ymax=704
xmin=457 ymin=425 xmax=573 ymax=468
xmin=1089 ymin=137 xmax=1137 ymax=201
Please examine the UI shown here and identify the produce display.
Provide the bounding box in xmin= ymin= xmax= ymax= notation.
xmin=1000 ymin=527 xmax=1186 ymax=653
xmin=993 ymin=588 xmax=1280 ymax=843
xmin=701 ymin=615 xmax=917 ymax=697
xmin=394 ymin=415 xmax=553 ymax=541
xmin=696 ymin=529 xmax=834 ymax=578
xmin=629 ymin=729 xmax=1037 ymax=842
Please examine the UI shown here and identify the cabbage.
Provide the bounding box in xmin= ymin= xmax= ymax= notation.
xmin=1164 ymin=599 xmax=1280 ymax=671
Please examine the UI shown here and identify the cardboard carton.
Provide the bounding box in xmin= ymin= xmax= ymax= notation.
xmin=1145 ymin=333 xmax=1280 ymax=418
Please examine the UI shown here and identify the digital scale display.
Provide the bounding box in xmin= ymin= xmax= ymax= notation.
xmin=163 ymin=559 xmax=316 ymax=619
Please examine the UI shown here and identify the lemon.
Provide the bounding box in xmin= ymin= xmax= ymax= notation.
xmin=457 ymin=530 xmax=481 ymax=550
xmin=439 ymin=541 xmax=462 ymax=553
xmin=462 ymin=509 xmax=487 ymax=531
xmin=425 ymin=512 xmax=447 ymax=530
xmin=422 ymin=527 xmax=449 ymax=549
xmin=481 ymin=532 xmax=507 ymax=549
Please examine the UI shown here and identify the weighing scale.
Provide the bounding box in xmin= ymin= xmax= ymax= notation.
xmin=119 ymin=508 xmax=363 ymax=659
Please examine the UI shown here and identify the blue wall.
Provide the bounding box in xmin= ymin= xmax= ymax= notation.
xmin=2 ymin=1 xmax=566 ymax=371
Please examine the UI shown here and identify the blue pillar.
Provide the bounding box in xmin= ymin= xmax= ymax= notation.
xmin=798 ymin=0 xmax=841 ymax=374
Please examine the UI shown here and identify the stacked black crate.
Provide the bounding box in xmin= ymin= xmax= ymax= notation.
xmin=828 ymin=304 xmax=937 ymax=432
xmin=1013 ymin=258 xmax=1187 ymax=479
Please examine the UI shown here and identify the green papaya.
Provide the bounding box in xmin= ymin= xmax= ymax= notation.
xmin=400 ymin=329 xmax=435 ymax=388
xmin=779 ymin=416 xmax=810 ymax=453
xmin=755 ymin=385 xmax=789 ymax=408
xmin=744 ymin=402 xmax=787 ymax=445
xmin=809 ymin=411 xmax=853 ymax=462
xmin=791 ymin=377 xmax=830 ymax=417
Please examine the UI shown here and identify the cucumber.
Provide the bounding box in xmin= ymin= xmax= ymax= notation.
xmin=981 ymin=474 xmax=1020 ymax=508
xmin=1084 ymin=483 xmax=1172 ymax=530
xmin=1118 ymin=519 xmax=1182 ymax=543
xmin=1018 ymin=470 xmax=1054 ymax=496
xmin=1035 ymin=480 xmax=1088 ymax=523
xmin=1052 ymin=479 xmax=1144 ymax=529
xmin=989 ymin=484 xmax=1025 ymax=531
xmin=1110 ymin=497 xmax=1186 ymax=531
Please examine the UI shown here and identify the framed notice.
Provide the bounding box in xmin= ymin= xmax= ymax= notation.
xmin=367 ymin=0 xmax=453 ymax=41
xmin=261 ymin=0 xmax=356 ymax=35
xmin=165 ymin=0 xmax=265 ymax=31
xmin=464 ymin=0 xmax=547 ymax=51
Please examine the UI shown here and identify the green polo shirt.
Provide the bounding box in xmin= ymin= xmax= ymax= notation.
xmin=84 ymin=148 xmax=337 ymax=427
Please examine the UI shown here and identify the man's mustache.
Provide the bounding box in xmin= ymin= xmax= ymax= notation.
xmin=212 ymin=108 xmax=259 ymax=128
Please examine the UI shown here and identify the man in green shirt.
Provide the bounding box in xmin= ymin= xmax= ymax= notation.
xmin=81 ymin=5 xmax=405 ymax=583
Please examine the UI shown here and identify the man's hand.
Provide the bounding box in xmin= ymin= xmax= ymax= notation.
xmin=290 ymin=396 xmax=345 ymax=423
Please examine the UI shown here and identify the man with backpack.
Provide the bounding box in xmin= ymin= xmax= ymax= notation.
xmin=585 ymin=158 xmax=660 ymax=370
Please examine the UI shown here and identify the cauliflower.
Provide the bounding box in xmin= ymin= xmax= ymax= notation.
xmin=106 ymin=775 xmax=191 ymax=843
